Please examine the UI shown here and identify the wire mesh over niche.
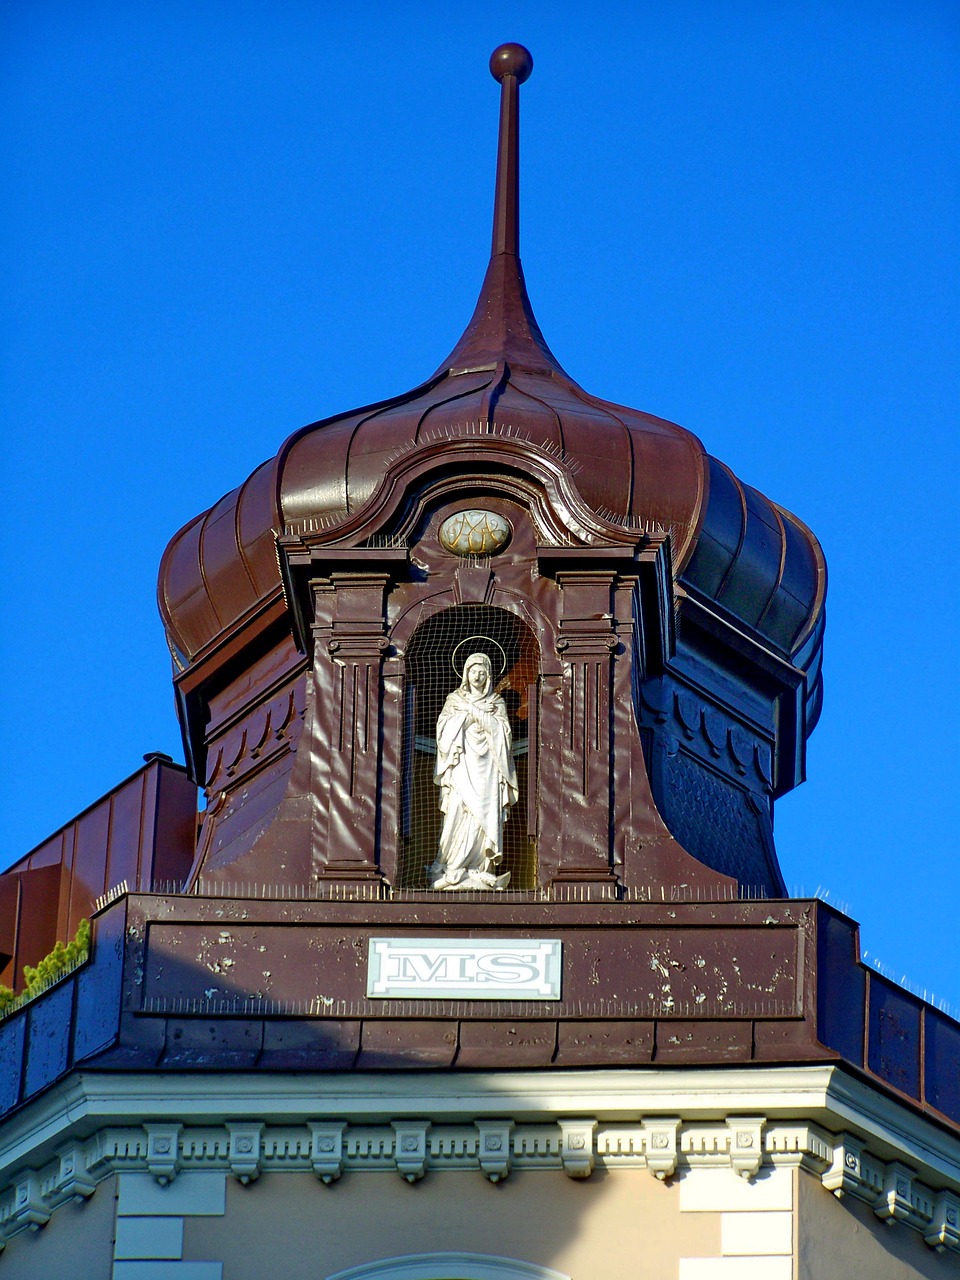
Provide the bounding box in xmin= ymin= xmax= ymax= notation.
xmin=398 ymin=604 xmax=539 ymax=890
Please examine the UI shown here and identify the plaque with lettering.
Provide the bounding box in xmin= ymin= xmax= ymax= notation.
xmin=366 ymin=938 xmax=562 ymax=1000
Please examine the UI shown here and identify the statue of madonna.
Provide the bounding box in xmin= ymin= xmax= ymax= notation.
xmin=426 ymin=651 xmax=519 ymax=891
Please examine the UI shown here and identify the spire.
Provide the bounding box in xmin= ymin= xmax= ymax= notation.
xmin=489 ymin=42 xmax=530 ymax=257
xmin=436 ymin=43 xmax=564 ymax=378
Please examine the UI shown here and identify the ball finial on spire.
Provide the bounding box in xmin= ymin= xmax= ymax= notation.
xmin=489 ymin=43 xmax=533 ymax=84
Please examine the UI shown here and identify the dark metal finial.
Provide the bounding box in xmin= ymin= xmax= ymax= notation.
xmin=433 ymin=43 xmax=558 ymax=375
xmin=488 ymin=43 xmax=533 ymax=258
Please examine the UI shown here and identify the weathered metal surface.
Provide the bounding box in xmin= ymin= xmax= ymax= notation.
xmin=72 ymin=897 xmax=126 ymax=1063
xmin=868 ymin=975 xmax=923 ymax=1101
xmin=816 ymin=906 xmax=866 ymax=1066
xmin=654 ymin=1019 xmax=755 ymax=1063
xmin=0 ymin=1016 xmax=25 ymax=1114
xmin=160 ymin=1017 xmax=263 ymax=1068
xmin=139 ymin=918 xmax=800 ymax=1017
xmin=357 ymin=1020 xmax=459 ymax=1069
xmin=925 ymin=1011 xmax=960 ymax=1123
xmin=22 ymin=981 xmax=73 ymax=1102
xmin=554 ymin=1019 xmax=655 ymax=1066
xmin=259 ymin=1019 xmax=360 ymax=1070
xmin=456 ymin=1020 xmax=556 ymax=1069
xmin=0 ymin=893 xmax=955 ymax=1138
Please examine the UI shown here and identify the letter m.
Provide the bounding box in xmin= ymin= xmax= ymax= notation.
xmin=396 ymin=952 xmax=447 ymax=983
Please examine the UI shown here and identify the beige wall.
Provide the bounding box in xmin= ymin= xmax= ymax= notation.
xmin=184 ymin=1168 xmax=720 ymax=1280
xmin=798 ymin=1168 xmax=953 ymax=1280
xmin=0 ymin=1173 xmax=114 ymax=1280
xmin=0 ymin=1161 xmax=949 ymax=1278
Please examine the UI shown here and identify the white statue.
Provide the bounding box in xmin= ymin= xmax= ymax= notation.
xmin=426 ymin=651 xmax=518 ymax=890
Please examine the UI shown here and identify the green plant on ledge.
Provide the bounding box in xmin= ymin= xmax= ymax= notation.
xmin=0 ymin=917 xmax=91 ymax=1018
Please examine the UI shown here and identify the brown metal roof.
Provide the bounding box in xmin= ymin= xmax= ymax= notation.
xmin=159 ymin=457 xmax=282 ymax=663
xmin=157 ymin=41 xmax=825 ymax=712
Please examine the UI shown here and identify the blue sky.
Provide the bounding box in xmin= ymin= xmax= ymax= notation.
xmin=2 ymin=3 xmax=958 ymax=1007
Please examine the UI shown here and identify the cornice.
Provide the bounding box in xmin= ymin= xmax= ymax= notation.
xmin=0 ymin=1065 xmax=958 ymax=1255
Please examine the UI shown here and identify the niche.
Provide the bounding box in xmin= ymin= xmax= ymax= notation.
xmin=398 ymin=604 xmax=539 ymax=890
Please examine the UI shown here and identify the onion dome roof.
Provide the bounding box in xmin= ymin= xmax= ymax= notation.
xmin=159 ymin=43 xmax=824 ymax=728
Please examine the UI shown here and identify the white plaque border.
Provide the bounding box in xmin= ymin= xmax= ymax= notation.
xmin=366 ymin=937 xmax=563 ymax=1001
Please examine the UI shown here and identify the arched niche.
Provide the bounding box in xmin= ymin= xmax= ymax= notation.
xmin=397 ymin=603 xmax=540 ymax=890
xmin=327 ymin=1253 xmax=569 ymax=1280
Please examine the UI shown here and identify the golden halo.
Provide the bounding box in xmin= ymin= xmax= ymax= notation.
xmin=451 ymin=636 xmax=508 ymax=679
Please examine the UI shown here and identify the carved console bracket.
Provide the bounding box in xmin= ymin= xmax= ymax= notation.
xmin=392 ymin=1120 xmax=431 ymax=1183
xmin=309 ymin=1121 xmax=347 ymax=1185
xmin=476 ymin=1119 xmax=515 ymax=1182
xmin=726 ymin=1115 xmax=765 ymax=1179
xmin=144 ymin=1123 xmax=181 ymax=1185
xmin=558 ymin=1118 xmax=598 ymax=1179
xmin=640 ymin=1116 xmax=681 ymax=1180
xmin=54 ymin=1144 xmax=97 ymax=1204
xmin=226 ymin=1122 xmax=264 ymax=1185
xmin=8 ymin=1173 xmax=48 ymax=1235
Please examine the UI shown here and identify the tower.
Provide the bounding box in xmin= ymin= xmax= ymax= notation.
xmin=0 ymin=44 xmax=955 ymax=1280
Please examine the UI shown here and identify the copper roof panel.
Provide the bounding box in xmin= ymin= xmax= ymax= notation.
xmin=198 ymin=490 xmax=259 ymax=626
xmin=236 ymin=459 xmax=283 ymax=596
xmin=281 ymin=413 xmax=360 ymax=524
xmin=158 ymin=511 xmax=224 ymax=659
xmin=757 ymin=511 xmax=822 ymax=652
xmin=715 ymin=482 xmax=783 ymax=630
xmin=683 ymin=458 xmax=745 ymax=594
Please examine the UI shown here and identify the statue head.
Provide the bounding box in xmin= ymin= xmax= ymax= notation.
xmin=461 ymin=651 xmax=493 ymax=697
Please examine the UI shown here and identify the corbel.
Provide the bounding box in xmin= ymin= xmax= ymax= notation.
xmin=309 ymin=1121 xmax=347 ymax=1185
xmin=475 ymin=1119 xmax=514 ymax=1183
xmin=726 ymin=1116 xmax=764 ymax=1180
xmin=553 ymin=568 xmax=619 ymax=659
xmin=558 ymin=1118 xmax=597 ymax=1179
xmin=392 ymin=1120 xmax=431 ymax=1183
xmin=821 ymin=1131 xmax=872 ymax=1199
xmin=323 ymin=573 xmax=394 ymax=659
xmin=53 ymin=1143 xmax=97 ymax=1203
xmin=924 ymin=1189 xmax=960 ymax=1253
xmin=10 ymin=1172 xmax=49 ymax=1233
xmin=144 ymin=1123 xmax=181 ymax=1185
xmin=641 ymin=1116 xmax=680 ymax=1180
xmin=226 ymin=1122 xmax=264 ymax=1185
xmin=874 ymin=1160 xmax=922 ymax=1227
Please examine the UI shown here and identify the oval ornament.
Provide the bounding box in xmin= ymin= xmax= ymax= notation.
xmin=438 ymin=509 xmax=511 ymax=556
